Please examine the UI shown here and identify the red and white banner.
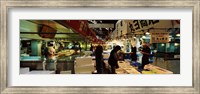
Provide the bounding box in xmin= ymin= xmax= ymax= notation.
xmin=58 ymin=20 xmax=97 ymax=41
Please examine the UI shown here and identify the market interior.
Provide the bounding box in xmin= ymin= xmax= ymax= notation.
xmin=20 ymin=20 xmax=180 ymax=74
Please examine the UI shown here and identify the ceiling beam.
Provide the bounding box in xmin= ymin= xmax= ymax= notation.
xmin=89 ymin=24 xmax=114 ymax=28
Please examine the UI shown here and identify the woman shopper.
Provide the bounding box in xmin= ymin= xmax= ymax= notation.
xmin=108 ymin=45 xmax=121 ymax=74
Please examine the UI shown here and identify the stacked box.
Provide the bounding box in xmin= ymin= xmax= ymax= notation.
xmin=74 ymin=57 xmax=94 ymax=74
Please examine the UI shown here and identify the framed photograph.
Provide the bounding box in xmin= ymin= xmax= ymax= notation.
xmin=1 ymin=0 xmax=199 ymax=94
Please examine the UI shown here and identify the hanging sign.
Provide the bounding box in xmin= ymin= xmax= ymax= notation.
xmin=150 ymin=31 xmax=169 ymax=43
xmin=127 ymin=20 xmax=173 ymax=34
xmin=64 ymin=20 xmax=88 ymax=36
xmin=64 ymin=20 xmax=97 ymax=40
xmin=38 ymin=25 xmax=57 ymax=39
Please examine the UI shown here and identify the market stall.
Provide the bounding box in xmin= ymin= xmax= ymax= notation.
xmin=20 ymin=20 xmax=180 ymax=74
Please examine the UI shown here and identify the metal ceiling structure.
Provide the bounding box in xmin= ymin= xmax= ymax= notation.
xmin=20 ymin=20 xmax=118 ymax=42
xmin=20 ymin=20 xmax=85 ymax=41
xmin=21 ymin=20 xmax=180 ymax=42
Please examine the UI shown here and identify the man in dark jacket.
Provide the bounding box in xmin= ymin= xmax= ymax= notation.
xmin=95 ymin=45 xmax=104 ymax=74
xmin=131 ymin=46 xmax=137 ymax=62
xmin=108 ymin=45 xmax=121 ymax=74
xmin=140 ymin=43 xmax=151 ymax=70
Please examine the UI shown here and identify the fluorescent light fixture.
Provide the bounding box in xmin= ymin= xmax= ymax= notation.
xmin=175 ymin=43 xmax=179 ymax=46
xmin=176 ymin=34 xmax=180 ymax=36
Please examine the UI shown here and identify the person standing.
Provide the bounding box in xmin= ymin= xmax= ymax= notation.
xmin=140 ymin=42 xmax=151 ymax=70
xmin=47 ymin=46 xmax=57 ymax=70
xmin=108 ymin=45 xmax=121 ymax=74
xmin=43 ymin=46 xmax=49 ymax=59
xmin=130 ymin=39 xmax=137 ymax=63
xmin=72 ymin=41 xmax=81 ymax=54
xmin=95 ymin=45 xmax=104 ymax=74
xmin=130 ymin=45 xmax=137 ymax=62
xmin=90 ymin=44 xmax=94 ymax=56
xmin=90 ymin=44 xmax=94 ymax=52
